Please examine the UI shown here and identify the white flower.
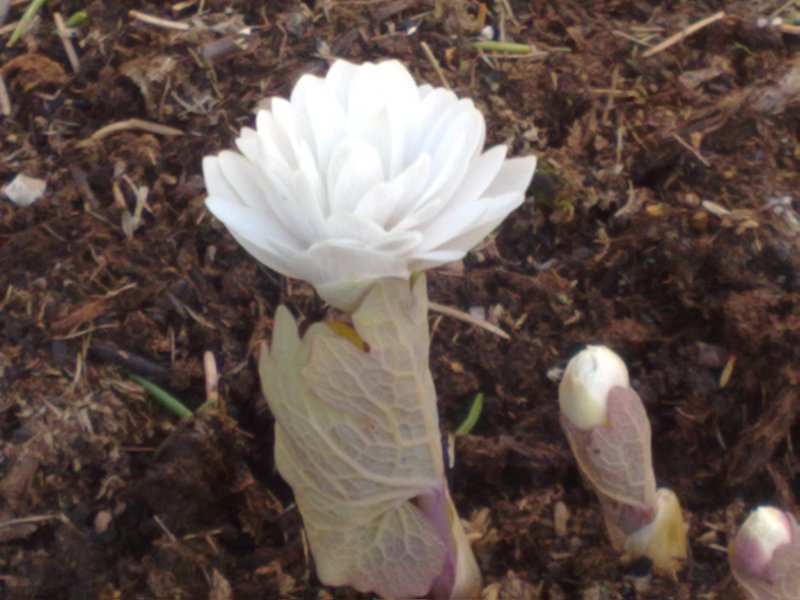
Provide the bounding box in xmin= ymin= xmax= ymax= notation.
xmin=203 ymin=59 xmax=536 ymax=311
xmin=558 ymin=345 xmax=630 ymax=429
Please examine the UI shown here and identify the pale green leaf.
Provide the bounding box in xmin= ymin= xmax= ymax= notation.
xmin=260 ymin=276 xmax=451 ymax=599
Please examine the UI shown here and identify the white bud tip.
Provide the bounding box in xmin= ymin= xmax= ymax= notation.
xmin=559 ymin=345 xmax=630 ymax=429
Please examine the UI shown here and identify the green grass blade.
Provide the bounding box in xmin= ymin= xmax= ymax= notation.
xmin=470 ymin=40 xmax=533 ymax=54
xmin=64 ymin=10 xmax=88 ymax=28
xmin=455 ymin=393 xmax=484 ymax=435
xmin=130 ymin=374 xmax=193 ymax=419
xmin=8 ymin=0 xmax=49 ymax=47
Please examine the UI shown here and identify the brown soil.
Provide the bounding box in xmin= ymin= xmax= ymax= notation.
xmin=1 ymin=1 xmax=798 ymax=599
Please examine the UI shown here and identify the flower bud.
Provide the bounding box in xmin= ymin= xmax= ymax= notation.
xmin=729 ymin=506 xmax=799 ymax=599
xmin=558 ymin=345 xmax=629 ymax=430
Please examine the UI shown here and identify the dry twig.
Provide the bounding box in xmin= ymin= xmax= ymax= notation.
xmin=642 ymin=11 xmax=725 ymax=58
xmin=672 ymin=133 xmax=711 ymax=167
xmin=90 ymin=118 xmax=183 ymax=140
xmin=420 ymin=41 xmax=451 ymax=91
xmin=54 ymin=12 xmax=80 ymax=73
xmin=0 ymin=73 xmax=11 ymax=116
xmin=129 ymin=9 xmax=190 ymax=31
xmin=429 ymin=301 xmax=511 ymax=340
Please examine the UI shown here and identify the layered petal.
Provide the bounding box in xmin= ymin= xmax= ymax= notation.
xmin=203 ymin=59 xmax=537 ymax=310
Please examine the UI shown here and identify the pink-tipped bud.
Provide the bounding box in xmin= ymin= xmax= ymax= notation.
xmin=558 ymin=345 xmax=629 ymax=430
xmin=729 ymin=506 xmax=799 ymax=600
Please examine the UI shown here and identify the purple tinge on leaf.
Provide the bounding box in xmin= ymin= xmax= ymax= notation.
xmin=560 ymin=384 xmax=657 ymax=510
xmin=730 ymin=507 xmax=800 ymax=600
xmin=259 ymin=276 xmax=479 ymax=599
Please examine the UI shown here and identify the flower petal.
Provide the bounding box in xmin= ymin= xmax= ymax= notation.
xmin=432 ymin=192 xmax=526 ymax=256
xmin=203 ymin=156 xmax=241 ymax=206
xmin=448 ymin=145 xmax=508 ymax=204
xmin=484 ymin=155 xmax=537 ymax=197
xmin=205 ymin=197 xmax=303 ymax=253
xmin=356 ymin=154 xmax=431 ymax=229
xmin=347 ymin=61 xmax=418 ymax=123
xmin=327 ymin=139 xmax=385 ymax=216
xmin=298 ymin=241 xmax=410 ymax=310
xmin=217 ymin=150 xmax=324 ymax=246
xmin=293 ymin=83 xmax=348 ymax=175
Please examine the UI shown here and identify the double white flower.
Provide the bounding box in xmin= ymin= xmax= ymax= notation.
xmin=203 ymin=59 xmax=536 ymax=310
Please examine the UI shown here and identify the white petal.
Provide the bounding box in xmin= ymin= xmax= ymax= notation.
xmin=327 ymin=139 xmax=384 ymax=215
xmin=484 ymin=155 xmax=537 ymax=197
xmin=255 ymin=109 xmax=295 ymax=171
xmin=232 ymin=232 xmax=301 ymax=280
xmin=409 ymin=248 xmax=465 ymax=271
xmin=216 ymin=151 xmax=275 ymax=213
xmin=347 ymin=61 xmax=418 ymax=121
xmin=417 ymin=102 xmax=484 ymax=203
xmin=408 ymin=88 xmax=459 ymax=157
xmin=420 ymin=192 xmax=523 ymax=255
xmin=392 ymin=196 xmax=446 ymax=233
xmin=272 ymin=97 xmax=315 ymax=167
xmin=356 ymin=154 xmax=431 ymax=228
xmin=302 ymin=240 xmax=408 ymax=281
xmin=217 ymin=151 xmax=325 ymax=245
xmin=326 ymin=212 xmax=387 ymax=245
xmin=324 ymin=60 xmax=359 ymax=109
xmin=296 ymin=241 xmax=410 ymax=310
xmin=290 ymin=70 xmax=326 ymax=108
xmin=205 ymin=196 xmax=303 ymax=252
xmin=297 ymin=87 xmax=348 ymax=174
xmin=233 ymin=127 xmax=261 ymax=166
xmin=369 ymin=230 xmax=422 ymax=255
xmin=414 ymin=200 xmax=487 ymax=254
xmin=203 ymin=156 xmax=241 ymax=205
xmin=448 ymin=145 xmax=508 ymax=204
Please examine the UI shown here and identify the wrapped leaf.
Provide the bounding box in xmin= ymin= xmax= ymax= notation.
xmin=259 ymin=276 xmax=478 ymax=599
xmin=560 ymin=385 xmax=657 ymax=512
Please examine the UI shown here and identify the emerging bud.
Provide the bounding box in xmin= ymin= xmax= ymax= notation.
xmin=558 ymin=345 xmax=688 ymax=576
xmin=559 ymin=345 xmax=629 ymax=429
xmin=729 ymin=506 xmax=799 ymax=600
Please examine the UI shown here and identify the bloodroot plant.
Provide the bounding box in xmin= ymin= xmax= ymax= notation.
xmin=203 ymin=59 xmax=537 ymax=598
xmin=558 ymin=345 xmax=688 ymax=575
xmin=729 ymin=506 xmax=800 ymax=600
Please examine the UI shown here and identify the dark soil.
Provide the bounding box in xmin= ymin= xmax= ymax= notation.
xmin=1 ymin=1 xmax=798 ymax=599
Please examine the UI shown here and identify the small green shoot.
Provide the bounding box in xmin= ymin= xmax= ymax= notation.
xmin=455 ymin=393 xmax=484 ymax=435
xmin=130 ymin=374 xmax=193 ymax=419
xmin=64 ymin=10 xmax=88 ymax=28
xmin=8 ymin=0 xmax=49 ymax=47
xmin=469 ymin=40 xmax=533 ymax=54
